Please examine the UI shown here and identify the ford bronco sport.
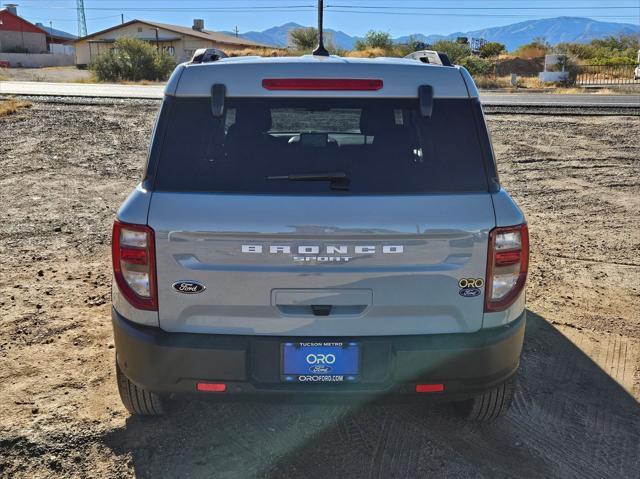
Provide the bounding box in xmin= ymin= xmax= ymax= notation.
xmin=111 ymin=49 xmax=529 ymax=421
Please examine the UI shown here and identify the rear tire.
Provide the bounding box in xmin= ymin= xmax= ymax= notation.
xmin=116 ymin=358 xmax=166 ymax=416
xmin=454 ymin=376 xmax=516 ymax=422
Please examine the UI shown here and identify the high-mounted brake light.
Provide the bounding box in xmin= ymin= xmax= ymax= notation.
xmin=112 ymin=221 xmax=158 ymax=311
xmin=262 ymin=78 xmax=383 ymax=91
xmin=485 ymin=224 xmax=529 ymax=312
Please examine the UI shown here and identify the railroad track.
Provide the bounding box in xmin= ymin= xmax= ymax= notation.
xmin=3 ymin=95 xmax=638 ymax=117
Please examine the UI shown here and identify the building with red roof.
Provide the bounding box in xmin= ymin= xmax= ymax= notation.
xmin=0 ymin=5 xmax=48 ymax=53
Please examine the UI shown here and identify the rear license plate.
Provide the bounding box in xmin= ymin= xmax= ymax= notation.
xmin=282 ymin=341 xmax=360 ymax=383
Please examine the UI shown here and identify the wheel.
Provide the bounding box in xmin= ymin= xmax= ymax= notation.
xmin=116 ymin=358 xmax=167 ymax=416
xmin=454 ymin=376 xmax=516 ymax=422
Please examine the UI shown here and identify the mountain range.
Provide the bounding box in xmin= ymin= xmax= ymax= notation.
xmin=224 ymin=17 xmax=640 ymax=51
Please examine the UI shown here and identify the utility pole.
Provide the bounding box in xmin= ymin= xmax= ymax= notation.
xmin=76 ymin=0 xmax=87 ymax=37
xmin=121 ymin=14 xmax=124 ymax=25
xmin=154 ymin=28 xmax=160 ymax=52
xmin=234 ymin=26 xmax=239 ymax=37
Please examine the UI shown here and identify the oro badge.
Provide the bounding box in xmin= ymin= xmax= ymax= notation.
xmin=458 ymin=278 xmax=484 ymax=298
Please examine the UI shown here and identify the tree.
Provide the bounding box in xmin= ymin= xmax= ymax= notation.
xmin=431 ymin=40 xmax=472 ymax=64
xmin=355 ymin=30 xmax=394 ymax=51
xmin=90 ymin=37 xmax=174 ymax=82
xmin=478 ymin=42 xmax=506 ymax=59
xmin=289 ymin=27 xmax=318 ymax=51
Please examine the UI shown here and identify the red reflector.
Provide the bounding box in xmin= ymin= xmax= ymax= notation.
xmin=416 ymin=383 xmax=445 ymax=393
xmin=262 ymin=78 xmax=383 ymax=91
xmin=495 ymin=250 xmax=521 ymax=266
xmin=196 ymin=382 xmax=227 ymax=392
xmin=119 ymin=247 xmax=148 ymax=265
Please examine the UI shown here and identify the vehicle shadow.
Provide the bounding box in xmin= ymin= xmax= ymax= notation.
xmin=102 ymin=310 xmax=640 ymax=478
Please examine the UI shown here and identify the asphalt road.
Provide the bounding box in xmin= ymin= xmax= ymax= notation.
xmin=1 ymin=80 xmax=639 ymax=106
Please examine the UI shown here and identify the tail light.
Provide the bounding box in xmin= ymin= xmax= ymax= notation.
xmin=112 ymin=221 xmax=157 ymax=311
xmin=485 ymin=224 xmax=529 ymax=312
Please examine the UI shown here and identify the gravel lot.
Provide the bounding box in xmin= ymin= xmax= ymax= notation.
xmin=0 ymin=99 xmax=639 ymax=478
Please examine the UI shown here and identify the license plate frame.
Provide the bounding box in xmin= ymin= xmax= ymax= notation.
xmin=281 ymin=341 xmax=360 ymax=383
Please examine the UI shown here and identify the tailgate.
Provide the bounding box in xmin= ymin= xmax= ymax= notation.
xmin=148 ymin=193 xmax=494 ymax=336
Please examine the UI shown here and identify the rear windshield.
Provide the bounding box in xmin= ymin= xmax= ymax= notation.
xmin=152 ymin=97 xmax=488 ymax=194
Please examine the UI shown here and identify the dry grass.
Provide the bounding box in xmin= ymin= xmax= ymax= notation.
xmin=0 ymin=99 xmax=32 ymax=117
xmin=550 ymin=87 xmax=622 ymax=95
xmin=473 ymin=75 xmax=545 ymax=90
xmin=227 ymin=48 xmax=288 ymax=57
xmin=346 ymin=48 xmax=390 ymax=58
xmin=72 ymin=74 xmax=163 ymax=86
xmin=71 ymin=73 xmax=99 ymax=83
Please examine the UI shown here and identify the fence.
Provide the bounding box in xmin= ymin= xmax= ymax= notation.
xmin=575 ymin=64 xmax=639 ymax=85
xmin=0 ymin=52 xmax=75 ymax=68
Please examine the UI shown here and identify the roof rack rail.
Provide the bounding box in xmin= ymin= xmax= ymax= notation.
xmin=404 ymin=50 xmax=452 ymax=67
xmin=190 ymin=48 xmax=228 ymax=64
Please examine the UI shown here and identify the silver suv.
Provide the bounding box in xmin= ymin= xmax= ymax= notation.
xmin=111 ymin=51 xmax=529 ymax=421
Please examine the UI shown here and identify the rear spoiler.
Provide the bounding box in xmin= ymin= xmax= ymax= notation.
xmin=404 ymin=50 xmax=452 ymax=67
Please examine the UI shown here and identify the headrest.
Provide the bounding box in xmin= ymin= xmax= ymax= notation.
xmin=359 ymin=107 xmax=397 ymax=136
xmin=233 ymin=108 xmax=272 ymax=133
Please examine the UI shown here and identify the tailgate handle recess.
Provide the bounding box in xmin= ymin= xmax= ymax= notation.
xmin=311 ymin=305 xmax=332 ymax=316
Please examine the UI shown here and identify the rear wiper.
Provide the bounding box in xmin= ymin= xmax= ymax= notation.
xmin=267 ymin=172 xmax=350 ymax=190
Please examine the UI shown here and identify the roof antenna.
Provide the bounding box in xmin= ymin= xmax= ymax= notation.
xmin=312 ymin=0 xmax=329 ymax=56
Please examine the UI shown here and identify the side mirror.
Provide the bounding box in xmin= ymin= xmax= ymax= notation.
xmin=211 ymin=84 xmax=226 ymax=117
xmin=418 ymin=85 xmax=433 ymax=118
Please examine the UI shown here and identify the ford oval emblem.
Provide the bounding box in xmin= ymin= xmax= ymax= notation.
xmin=459 ymin=287 xmax=481 ymax=298
xmin=172 ymin=281 xmax=206 ymax=294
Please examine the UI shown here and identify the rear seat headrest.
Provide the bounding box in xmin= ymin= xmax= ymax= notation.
xmin=359 ymin=107 xmax=397 ymax=136
xmin=233 ymin=108 xmax=272 ymax=133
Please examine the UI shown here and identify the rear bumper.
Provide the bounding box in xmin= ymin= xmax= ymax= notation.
xmin=112 ymin=308 xmax=525 ymax=399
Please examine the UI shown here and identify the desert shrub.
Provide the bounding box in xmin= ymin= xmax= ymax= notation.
xmin=90 ymin=37 xmax=175 ymax=82
xmin=458 ymin=56 xmax=495 ymax=76
xmin=289 ymin=27 xmax=319 ymax=51
xmin=355 ymin=30 xmax=394 ymax=52
xmin=431 ymin=40 xmax=472 ymax=64
xmin=391 ymin=35 xmax=426 ymax=57
xmin=513 ymin=38 xmax=550 ymax=59
xmin=479 ymin=42 xmax=506 ymax=59
xmin=554 ymin=35 xmax=639 ymax=65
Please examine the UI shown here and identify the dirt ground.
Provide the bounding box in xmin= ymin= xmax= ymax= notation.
xmin=0 ymin=100 xmax=638 ymax=478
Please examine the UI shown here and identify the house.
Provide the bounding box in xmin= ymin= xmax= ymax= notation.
xmin=35 ymin=23 xmax=76 ymax=55
xmin=0 ymin=4 xmax=48 ymax=53
xmin=74 ymin=19 xmax=274 ymax=66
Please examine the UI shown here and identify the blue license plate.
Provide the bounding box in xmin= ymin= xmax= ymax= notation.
xmin=282 ymin=342 xmax=360 ymax=383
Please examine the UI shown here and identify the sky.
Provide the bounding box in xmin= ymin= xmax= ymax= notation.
xmin=10 ymin=0 xmax=640 ymax=37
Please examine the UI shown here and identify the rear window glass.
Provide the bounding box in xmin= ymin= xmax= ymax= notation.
xmin=152 ymin=97 xmax=488 ymax=194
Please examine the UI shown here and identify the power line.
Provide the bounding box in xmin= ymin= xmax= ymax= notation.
xmin=328 ymin=5 xmax=639 ymax=10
